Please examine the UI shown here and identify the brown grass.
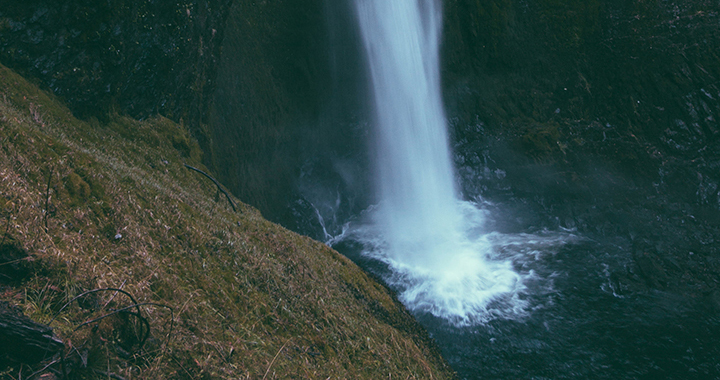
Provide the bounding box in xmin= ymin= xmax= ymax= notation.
xmin=0 ymin=64 xmax=455 ymax=379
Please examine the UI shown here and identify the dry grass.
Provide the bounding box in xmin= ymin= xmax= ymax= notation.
xmin=0 ymin=64 xmax=455 ymax=379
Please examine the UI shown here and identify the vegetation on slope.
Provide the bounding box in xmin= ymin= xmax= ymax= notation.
xmin=0 ymin=64 xmax=454 ymax=379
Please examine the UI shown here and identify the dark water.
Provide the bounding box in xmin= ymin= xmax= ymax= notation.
xmin=330 ymin=199 xmax=720 ymax=380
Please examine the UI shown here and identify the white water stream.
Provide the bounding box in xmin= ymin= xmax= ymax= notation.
xmin=352 ymin=0 xmax=528 ymax=324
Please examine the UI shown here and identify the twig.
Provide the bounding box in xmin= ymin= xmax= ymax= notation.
xmin=206 ymin=341 xmax=230 ymax=363
xmin=170 ymin=354 xmax=195 ymax=379
xmin=262 ymin=339 xmax=291 ymax=380
xmin=26 ymin=359 xmax=60 ymax=380
xmin=102 ymin=280 xmax=127 ymax=310
xmin=157 ymin=303 xmax=176 ymax=356
xmin=183 ymin=164 xmax=237 ymax=212
xmin=73 ymin=303 xmax=152 ymax=350
xmin=49 ymin=288 xmax=174 ymax=378
xmin=43 ymin=166 xmax=53 ymax=232
xmin=73 ymin=302 xmax=175 ymax=354
xmin=51 ymin=288 xmax=150 ymax=352
xmin=0 ymin=256 xmax=32 ymax=267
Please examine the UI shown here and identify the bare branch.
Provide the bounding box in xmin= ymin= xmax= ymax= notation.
xmin=184 ymin=164 xmax=237 ymax=212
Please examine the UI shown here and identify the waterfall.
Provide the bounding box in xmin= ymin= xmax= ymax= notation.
xmin=350 ymin=0 xmax=526 ymax=325
xmin=356 ymin=0 xmax=458 ymax=250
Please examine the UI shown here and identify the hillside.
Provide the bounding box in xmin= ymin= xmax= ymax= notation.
xmin=0 ymin=64 xmax=455 ymax=379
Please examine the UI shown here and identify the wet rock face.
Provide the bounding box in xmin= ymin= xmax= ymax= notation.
xmin=445 ymin=0 xmax=720 ymax=300
xmin=443 ymin=0 xmax=720 ymax=135
xmin=207 ymin=0 xmax=368 ymax=226
xmin=0 ymin=0 xmax=232 ymax=130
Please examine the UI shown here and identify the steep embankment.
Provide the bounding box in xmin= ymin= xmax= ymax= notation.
xmin=0 ymin=64 xmax=454 ymax=379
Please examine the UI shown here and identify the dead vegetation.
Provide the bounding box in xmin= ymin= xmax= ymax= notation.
xmin=0 ymin=64 xmax=455 ymax=379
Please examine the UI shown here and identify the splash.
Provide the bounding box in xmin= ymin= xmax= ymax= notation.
xmin=352 ymin=0 xmax=538 ymax=325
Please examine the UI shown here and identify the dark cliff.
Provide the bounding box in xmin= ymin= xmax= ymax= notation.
xmin=442 ymin=0 xmax=720 ymax=300
xmin=0 ymin=0 xmax=231 ymax=135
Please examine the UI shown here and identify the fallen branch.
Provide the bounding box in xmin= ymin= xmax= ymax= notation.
xmin=102 ymin=280 xmax=128 ymax=310
xmin=0 ymin=301 xmax=64 ymax=366
xmin=50 ymin=288 xmax=142 ymax=326
xmin=48 ymin=288 xmax=175 ymax=378
xmin=72 ymin=302 xmax=152 ymax=350
xmin=183 ymin=164 xmax=237 ymax=212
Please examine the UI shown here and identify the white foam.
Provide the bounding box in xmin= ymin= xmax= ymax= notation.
xmin=353 ymin=0 xmax=573 ymax=326
xmin=338 ymin=201 xmax=573 ymax=326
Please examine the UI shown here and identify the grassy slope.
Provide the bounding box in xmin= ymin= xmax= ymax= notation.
xmin=0 ymin=64 xmax=454 ymax=379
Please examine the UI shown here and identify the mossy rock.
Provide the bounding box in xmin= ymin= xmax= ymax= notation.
xmin=155 ymin=117 xmax=203 ymax=161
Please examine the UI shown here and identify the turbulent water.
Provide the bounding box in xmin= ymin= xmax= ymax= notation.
xmin=350 ymin=0 xmax=560 ymax=324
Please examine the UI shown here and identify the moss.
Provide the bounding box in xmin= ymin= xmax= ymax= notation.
xmin=158 ymin=117 xmax=203 ymax=162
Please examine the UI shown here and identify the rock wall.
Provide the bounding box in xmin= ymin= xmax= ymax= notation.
xmin=442 ymin=0 xmax=720 ymax=297
xmin=442 ymin=0 xmax=720 ymax=159
xmin=206 ymin=0 xmax=370 ymax=227
xmin=207 ymin=0 xmax=329 ymax=222
xmin=0 ymin=0 xmax=231 ymax=141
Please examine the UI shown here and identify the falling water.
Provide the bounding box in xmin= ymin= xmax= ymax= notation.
xmin=352 ymin=0 xmax=527 ymax=324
